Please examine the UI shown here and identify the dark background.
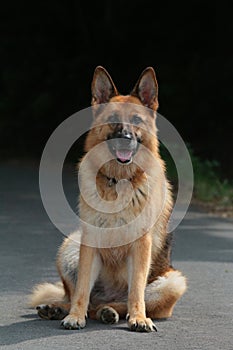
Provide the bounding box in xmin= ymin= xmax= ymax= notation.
xmin=1 ymin=1 xmax=231 ymax=177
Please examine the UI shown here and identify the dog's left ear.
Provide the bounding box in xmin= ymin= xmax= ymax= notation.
xmin=91 ymin=66 xmax=118 ymax=105
xmin=131 ymin=67 xmax=158 ymax=110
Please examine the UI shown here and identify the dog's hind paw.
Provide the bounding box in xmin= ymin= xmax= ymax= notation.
xmin=98 ymin=306 xmax=119 ymax=324
xmin=36 ymin=304 xmax=68 ymax=320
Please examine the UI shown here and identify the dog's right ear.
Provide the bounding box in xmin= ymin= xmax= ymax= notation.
xmin=91 ymin=66 xmax=118 ymax=105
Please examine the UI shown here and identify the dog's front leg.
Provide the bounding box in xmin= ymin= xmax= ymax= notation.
xmin=61 ymin=244 xmax=101 ymax=330
xmin=127 ymin=234 xmax=157 ymax=332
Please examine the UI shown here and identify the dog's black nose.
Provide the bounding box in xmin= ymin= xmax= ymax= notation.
xmin=116 ymin=128 xmax=133 ymax=140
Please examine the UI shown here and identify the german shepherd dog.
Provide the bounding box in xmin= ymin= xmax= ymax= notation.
xmin=29 ymin=66 xmax=187 ymax=332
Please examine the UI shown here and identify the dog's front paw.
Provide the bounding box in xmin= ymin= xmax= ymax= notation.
xmin=126 ymin=314 xmax=157 ymax=332
xmin=61 ymin=314 xmax=86 ymax=330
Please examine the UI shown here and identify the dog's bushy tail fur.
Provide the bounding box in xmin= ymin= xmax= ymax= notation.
xmin=28 ymin=282 xmax=65 ymax=307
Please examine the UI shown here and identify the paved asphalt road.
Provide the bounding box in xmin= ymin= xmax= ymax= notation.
xmin=0 ymin=161 xmax=233 ymax=350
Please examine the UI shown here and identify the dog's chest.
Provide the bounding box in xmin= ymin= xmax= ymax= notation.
xmin=79 ymin=173 xmax=160 ymax=249
xmin=98 ymin=246 xmax=130 ymax=266
xmin=97 ymin=180 xmax=149 ymax=218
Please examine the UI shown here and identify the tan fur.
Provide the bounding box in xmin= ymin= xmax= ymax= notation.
xmin=145 ymin=269 xmax=187 ymax=318
xmin=29 ymin=282 xmax=66 ymax=307
xmin=91 ymin=269 xmax=187 ymax=320
xmin=29 ymin=66 xmax=187 ymax=332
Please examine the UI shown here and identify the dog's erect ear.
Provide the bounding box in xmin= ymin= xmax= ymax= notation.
xmin=91 ymin=66 xmax=118 ymax=105
xmin=131 ymin=67 xmax=158 ymax=110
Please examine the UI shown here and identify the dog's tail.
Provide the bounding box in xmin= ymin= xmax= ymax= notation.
xmin=28 ymin=281 xmax=66 ymax=307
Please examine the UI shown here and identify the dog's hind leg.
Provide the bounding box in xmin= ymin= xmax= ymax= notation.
xmin=90 ymin=269 xmax=186 ymax=323
xmin=89 ymin=302 xmax=127 ymax=324
xmin=88 ymin=268 xmax=186 ymax=324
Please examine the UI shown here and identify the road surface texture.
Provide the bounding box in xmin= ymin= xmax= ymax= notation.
xmin=0 ymin=161 xmax=233 ymax=350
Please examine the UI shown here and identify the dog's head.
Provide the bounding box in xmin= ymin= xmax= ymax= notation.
xmin=85 ymin=66 xmax=159 ymax=170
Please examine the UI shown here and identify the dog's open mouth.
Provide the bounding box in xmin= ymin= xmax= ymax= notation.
xmin=107 ymin=141 xmax=138 ymax=165
xmin=115 ymin=149 xmax=133 ymax=164
xmin=107 ymin=134 xmax=140 ymax=165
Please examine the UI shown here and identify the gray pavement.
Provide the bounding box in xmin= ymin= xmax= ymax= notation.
xmin=0 ymin=161 xmax=233 ymax=350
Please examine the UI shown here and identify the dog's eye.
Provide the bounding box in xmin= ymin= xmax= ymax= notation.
xmin=107 ymin=115 xmax=120 ymax=124
xmin=131 ymin=115 xmax=143 ymax=125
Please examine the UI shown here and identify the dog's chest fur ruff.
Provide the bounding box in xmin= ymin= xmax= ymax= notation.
xmin=78 ymin=158 xmax=169 ymax=250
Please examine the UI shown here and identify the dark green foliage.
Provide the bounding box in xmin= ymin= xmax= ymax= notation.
xmin=161 ymin=144 xmax=233 ymax=207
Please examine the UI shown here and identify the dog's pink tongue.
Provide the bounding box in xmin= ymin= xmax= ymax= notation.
xmin=116 ymin=150 xmax=133 ymax=162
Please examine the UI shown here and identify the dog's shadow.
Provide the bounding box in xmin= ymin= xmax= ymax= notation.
xmin=0 ymin=314 xmax=167 ymax=346
xmin=0 ymin=315 xmax=111 ymax=346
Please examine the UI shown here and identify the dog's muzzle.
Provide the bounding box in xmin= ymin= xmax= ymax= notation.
xmin=107 ymin=129 xmax=140 ymax=164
